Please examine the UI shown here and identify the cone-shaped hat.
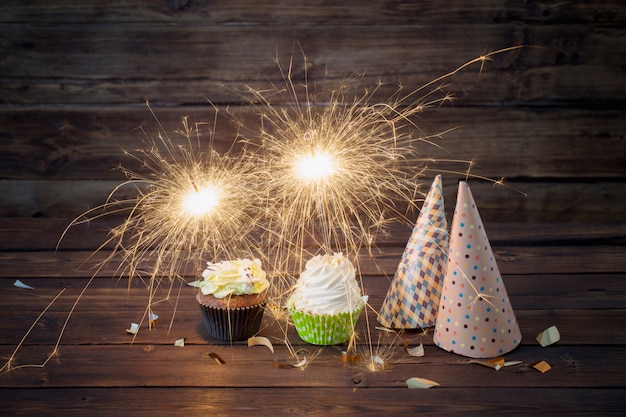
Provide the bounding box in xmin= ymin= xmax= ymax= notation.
xmin=433 ymin=181 xmax=521 ymax=358
xmin=378 ymin=175 xmax=449 ymax=329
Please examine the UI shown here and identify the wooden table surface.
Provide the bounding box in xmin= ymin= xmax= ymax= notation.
xmin=1 ymin=218 xmax=625 ymax=416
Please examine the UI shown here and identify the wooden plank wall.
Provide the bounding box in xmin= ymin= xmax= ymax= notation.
xmin=0 ymin=0 xmax=624 ymax=223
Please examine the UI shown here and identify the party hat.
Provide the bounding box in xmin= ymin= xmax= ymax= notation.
xmin=378 ymin=175 xmax=449 ymax=329
xmin=433 ymin=181 xmax=521 ymax=358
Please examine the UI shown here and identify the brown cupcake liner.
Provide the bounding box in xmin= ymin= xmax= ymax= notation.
xmin=198 ymin=302 xmax=266 ymax=341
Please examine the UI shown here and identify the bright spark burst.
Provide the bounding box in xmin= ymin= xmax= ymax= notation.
xmin=295 ymin=150 xmax=336 ymax=182
xmin=63 ymin=111 xmax=268 ymax=324
xmin=242 ymin=57 xmax=450 ymax=279
xmin=181 ymin=184 xmax=221 ymax=216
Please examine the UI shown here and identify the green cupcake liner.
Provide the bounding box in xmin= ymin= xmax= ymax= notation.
xmin=289 ymin=303 xmax=365 ymax=345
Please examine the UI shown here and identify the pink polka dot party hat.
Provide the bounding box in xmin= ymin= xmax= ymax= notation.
xmin=378 ymin=175 xmax=449 ymax=329
xmin=433 ymin=181 xmax=521 ymax=358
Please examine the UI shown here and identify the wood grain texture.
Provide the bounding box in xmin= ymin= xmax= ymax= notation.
xmin=0 ymin=219 xmax=625 ymax=415
xmin=2 ymin=387 xmax=625 ymax=417
xmin=0 ymin=1 xmax=624 ymax=222
xmin=1 ymin=24 xmax=623 ymax=104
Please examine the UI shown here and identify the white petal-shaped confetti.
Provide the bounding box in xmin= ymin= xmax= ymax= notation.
xmin=536 ymin=325 xmax=560 ymax=347
xmin=14 ymin=279 xmax=35 ymax=290
xmin=407 ymin=343 xmax=425 ymax=357
xmin=469 ymin=358 xmax=505 ymax=370
xmin=375 ymin=326 xmax=395 ymax=333
xmin=504 ymin=360 xmax=523 ymax=367
xmin=406 ymin=377 xmax=439 ymax=389
xmin=293 ymin=355 xmax=307 ymax=368
xmin=248 ymin=336 xmax=274 ymax=353
xmin=174 ymin=338 xmax=185 ymax=347
xmin=126 ymin=323 xmax=139 ymax=335
xmin=149 ymin=312 xmax=159 ymax=322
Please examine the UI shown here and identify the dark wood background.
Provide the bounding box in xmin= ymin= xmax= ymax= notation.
xmin=1 ymin=0 xmax=625 ymax=223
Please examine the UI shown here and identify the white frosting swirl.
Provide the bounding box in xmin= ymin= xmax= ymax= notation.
xmin=288 ymin=252 xmax=367 ymax=315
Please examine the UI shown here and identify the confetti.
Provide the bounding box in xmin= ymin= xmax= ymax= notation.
xmin=208 ymin=352 xmax=225 ymax=365
xmin=273 ymin=358 xmax=293 ymax=369
xmin=536 ymin=326 xmax=560 ymax=347
xmin=469 ymin=357 xmax=505 ymax=370
xmin=406 ymin=377 xmax=440 ymax=389
xmin=341 ymin=351 xmax=361 ymax=363
xmin=293 ymin=355 xmax=307 ymax=368
xmin=174 ymin=338 xmax=185 ymax=347
xmin=126 ymin=323 xmax=139 ymax=335
xmin=13 ymin=280 xmax=35 ymax=290
xmin=375 ymin=326 xmax=396 ymax=333
xmin=407 ymin=343 xmax=425 ymax=357
xmin=248 ymin=336 xmax=274 ymax=353
xmin=532 ymin=360 xmax=551 ymax=373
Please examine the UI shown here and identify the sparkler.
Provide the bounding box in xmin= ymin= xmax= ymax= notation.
xmin=61 ymin=108 xmax=268 ymax=330
xmin=243 ymin=67 xmax=439 ymax=278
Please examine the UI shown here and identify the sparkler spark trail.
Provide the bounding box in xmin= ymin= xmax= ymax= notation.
xmin=61 ymin=109 xmax=269 ymax=329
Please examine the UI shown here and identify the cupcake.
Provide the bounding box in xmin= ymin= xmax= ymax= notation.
xmin=287 ymin=252 xmax=368 ymax=345
xmin=188 ymin=258 xmax=269 ymax=341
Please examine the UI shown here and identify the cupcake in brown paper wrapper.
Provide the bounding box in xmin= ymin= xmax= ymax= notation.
xmin=189 ymin=258 xmax=269 ymax=342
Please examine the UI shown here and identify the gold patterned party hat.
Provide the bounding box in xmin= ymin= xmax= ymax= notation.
xmin=433 ymin=181 xmax=521 ymax=358
xmin=378 ymin=175 xmax=449 ymax=329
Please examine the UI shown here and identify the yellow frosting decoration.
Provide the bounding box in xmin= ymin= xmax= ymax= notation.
xmin=188 ymin=258 xmax=269 ymax=298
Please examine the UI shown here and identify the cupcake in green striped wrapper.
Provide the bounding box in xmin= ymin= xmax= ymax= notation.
xmin=287 ymin=252 xmax=368 ymax=345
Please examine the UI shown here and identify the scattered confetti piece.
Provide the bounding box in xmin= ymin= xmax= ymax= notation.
xmin=293 ymin=355 xmax=307 ymax=368
xmin=13 ymin=280 xmax=35 ymax=290
xmin=406 ymin=377 xmax=440 ymax=389
xmin=126 ymin=323 xmax=139 ymax=335
xmin=174 ymin=338 xmax=185 ymax=347
xmin=407 ymin=343 xmax=425 ymax=357
xmin=341 ymin=351 xmax=361 ymax=363
xmin=504 ymin=360 xmax=523 ymax=367
xmin=375 ymin=326 xmax=395 ymax=333
xmin=208 ymin=352 xmax=225 ymax=365
xmin=469 ymin=357 xmax=505 ymax=370
xmin=273 ymin=358 xmax=293 ymax=369
xmin=536 ymin=326 xmax=560 ymax=347
xmin=372 ymin=355 xmax=385 ymax=366
xmin=532 ymin=360 xmax=551 ymax=373
xmin=248 ymin=336 xmax=274 ymax=353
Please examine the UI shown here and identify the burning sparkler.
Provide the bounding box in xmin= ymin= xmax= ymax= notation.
xmin=62 ymin=108 xmax=268 ymax=330
xmin=243 ymin=69 xmax=437 ymax=277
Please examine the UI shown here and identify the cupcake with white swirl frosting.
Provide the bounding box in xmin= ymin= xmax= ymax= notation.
xmin=287 ymin=252 xmax=367 ymax=345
